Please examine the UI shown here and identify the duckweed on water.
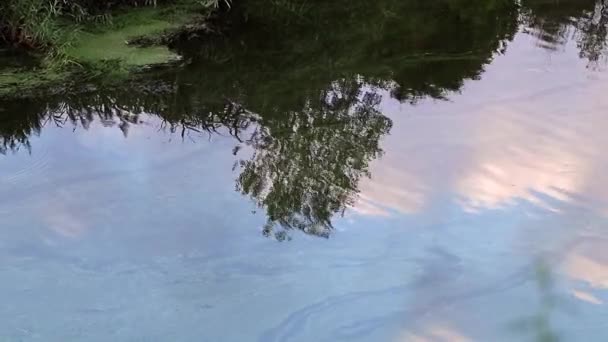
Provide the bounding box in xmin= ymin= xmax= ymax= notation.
xmin=65 ymin=8 xmax=198 ymax=66
xmin=0 ymin=5 xmax=208 ymax=97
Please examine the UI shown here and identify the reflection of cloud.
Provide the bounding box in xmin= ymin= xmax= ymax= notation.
xmin=355 ymin=88 xmax=603 ymax=217
xmin=457 ymin=149 xmax=583 ymax=213
xmin=42 ymin=204 xmax=87 ymax=238
xmin=36 ymin=189 xmax=89 ymax=238
xmin=572 ymin=289 xmax=603 ymax=305
xmin=351 ymin=48 xmax=608 ymax=219
xmin=556 ymin=236 xmax=608 ymax=310
xmin=560 ymin=238 xmax=608 ymax=311
xmin=455 ymin=105 xmax=588 ymax=213
xmin=355 ymin=165 xmax=427 ymax=216
xmin=397 ymin=324 xmax=472 ymax=342
xmin=351 ymin=194 xmax=391 ymax=217
xmin=563 ymin=253 xmax=608 ymax=289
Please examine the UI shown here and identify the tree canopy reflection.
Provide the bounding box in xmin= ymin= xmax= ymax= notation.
xmin=522 ymin=0 xmax=608 ymax=66
xmin=1 ymin=0 xmax=521 ymax=238
xmin=236 ymin=80 xmax=391 ymax=240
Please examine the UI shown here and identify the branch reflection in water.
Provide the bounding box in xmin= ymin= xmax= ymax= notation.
xmin=3 ymin=0 xmax=608 ymax=239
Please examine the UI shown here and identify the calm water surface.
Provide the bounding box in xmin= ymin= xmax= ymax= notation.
xmin=2 ymin=0 xmax=608 ymax=340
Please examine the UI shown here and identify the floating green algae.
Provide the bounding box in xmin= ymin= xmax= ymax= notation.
xmin=64 ymin=8 xmax=192 ymax=66
xmin=0 ymin=6 xmax=204 ymax=98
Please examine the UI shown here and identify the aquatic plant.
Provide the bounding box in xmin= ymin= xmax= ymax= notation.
xmin=0 ymin=0 xmax=225 ymax=96
xmin=0 ymin=0 xmax=220 ymax=50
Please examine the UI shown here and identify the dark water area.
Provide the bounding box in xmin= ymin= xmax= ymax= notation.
xmin=2 ymin=0 xmax=608 ymax=340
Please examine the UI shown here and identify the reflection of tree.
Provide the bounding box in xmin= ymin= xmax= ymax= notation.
xmin=576 ymin=0 xmax=608 ymax=63
xmin=176 ymin=0 xmax=519 ymax=238
xmin=237 ymin=80 xmax=391 ymax=239
xmin=178 ymin=0 xmax=518 ymax=103
xmin=0 ymin=0 xmax=520 ymax=238
xmin=522 ymin=0 xmax=608 ymax=65
xmin=0 ymin=77 xmax=253 ymax=154
xmin=510 ymin=261 xmax=563 ymax=342
xmin=0 ymin=100 xmax=42 ymax=154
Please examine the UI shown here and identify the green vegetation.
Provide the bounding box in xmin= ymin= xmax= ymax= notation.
xmin=0 ymin=0 xmax=228 ymax=48
xmin=64 ymin=8 xmax=189 ymax=66
xmin=0 ymin=0 xmax=227 ymax=95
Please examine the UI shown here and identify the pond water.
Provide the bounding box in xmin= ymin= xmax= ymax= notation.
xmin=2 ymin=0 xmax=608 ymax=340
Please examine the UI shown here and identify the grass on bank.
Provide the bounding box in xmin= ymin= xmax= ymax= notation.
xmin=0 ymin=0 xmax=228 ymax=48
